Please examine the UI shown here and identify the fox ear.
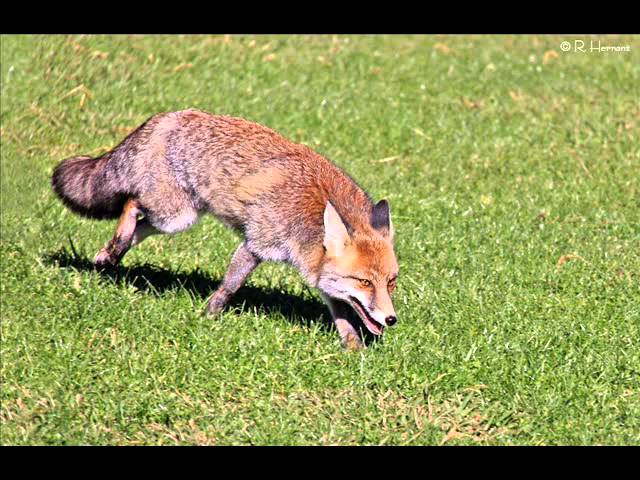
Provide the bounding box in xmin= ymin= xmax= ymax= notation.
xmin=371 ymin=199 xmax=394 ymax=238
xmin=323 ymin=201 xmax=351 ymax=256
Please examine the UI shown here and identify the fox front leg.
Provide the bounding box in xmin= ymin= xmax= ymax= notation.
xmin=322 ymin=294 xmax=364 ymax=351
xmin=206 ymin=242 xmax=261 ymax=315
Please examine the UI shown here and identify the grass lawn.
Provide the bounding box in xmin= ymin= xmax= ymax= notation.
xmin=1 ymin=34 xmax=639 ymax=445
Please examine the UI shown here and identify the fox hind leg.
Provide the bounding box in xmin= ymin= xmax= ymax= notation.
xmin=206 ymin=242 xmax=261 ymax=315
xmin=94 ymin=198 xmax=144 ymax=267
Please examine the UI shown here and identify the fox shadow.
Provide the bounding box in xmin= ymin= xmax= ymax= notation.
xmin=43 ymin=247 xmax=381 ymax=345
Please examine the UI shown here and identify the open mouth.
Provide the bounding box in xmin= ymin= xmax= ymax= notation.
xmin=349 ymin=296 xmax=384 ymax=336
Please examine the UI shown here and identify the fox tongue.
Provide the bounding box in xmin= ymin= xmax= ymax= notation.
xmin=362 ymin=315 xmax=384 ymax=335
xmin=350 ymin=297 xmax=384 ymax=336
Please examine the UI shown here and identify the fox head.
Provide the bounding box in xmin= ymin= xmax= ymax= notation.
xmin=318 ymin=200 xmax=399 ymax=336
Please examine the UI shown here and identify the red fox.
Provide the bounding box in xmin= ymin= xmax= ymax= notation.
xmin=52 ymin=109 xmax=399 ymax=349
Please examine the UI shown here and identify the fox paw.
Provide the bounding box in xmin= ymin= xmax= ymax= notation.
xmin=204 ymin=304 xmax=223 ymax=316
xmin=341 ymin=333 xmax=364 ymax=351
xmin=94 ymin=248 xmax=118 ymax=268
xmin=205 ymin=292 xmax=229 ymax=316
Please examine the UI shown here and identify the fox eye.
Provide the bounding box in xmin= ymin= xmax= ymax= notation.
xmin=358 ymin=278 xmax=372 ymax=288
xmin=388 ymin=278 xmax=397 ymax=293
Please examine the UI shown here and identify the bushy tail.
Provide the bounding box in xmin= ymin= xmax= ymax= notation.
xmin=51 ymin=154 xmax=127 ymax=219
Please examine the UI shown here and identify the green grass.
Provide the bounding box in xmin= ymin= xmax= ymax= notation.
xmin=1 ymin=34 xmax=639 ymax=445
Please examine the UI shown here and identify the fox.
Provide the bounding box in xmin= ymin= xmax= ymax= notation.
xmin=52 ymin=109 xmax=399 ymax=349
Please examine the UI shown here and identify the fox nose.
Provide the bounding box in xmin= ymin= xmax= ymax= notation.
xmin=385 ymin=315 xmax=397 ymax=326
